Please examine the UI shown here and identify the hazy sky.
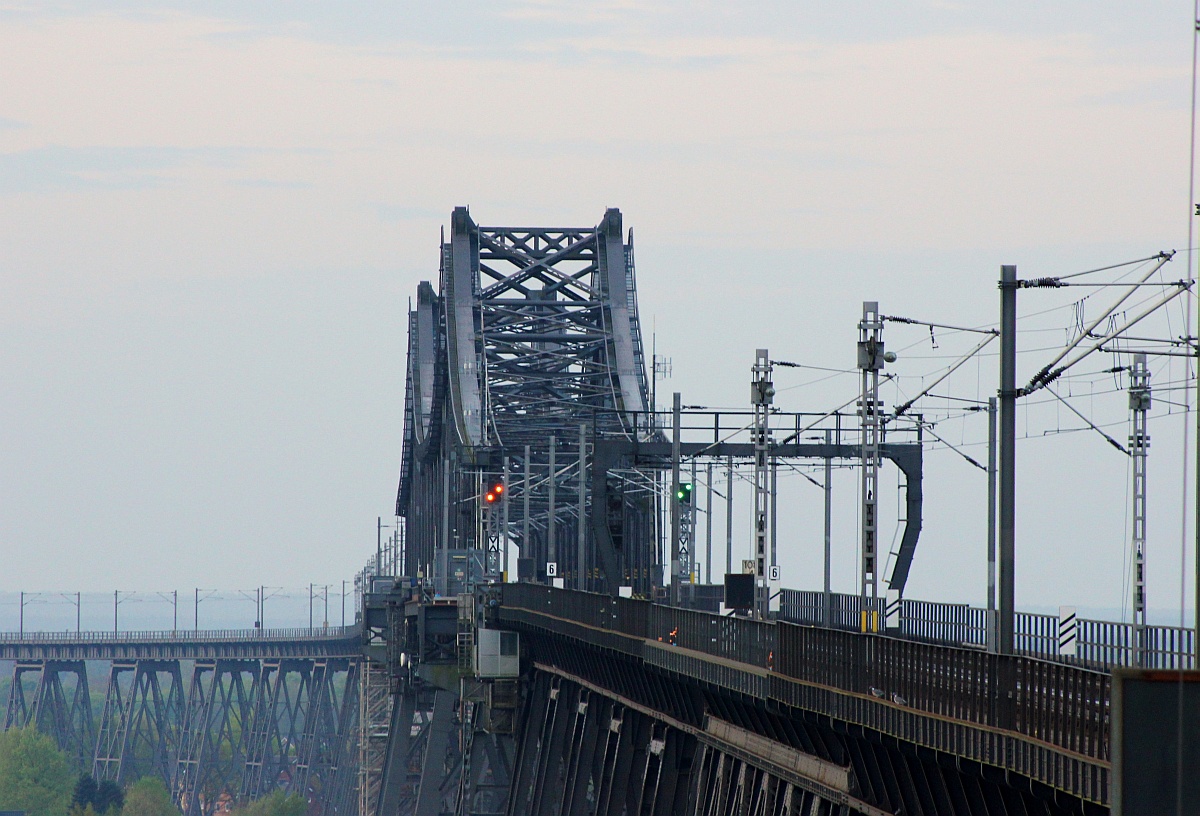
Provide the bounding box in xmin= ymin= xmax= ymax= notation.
xmin=2 ymin=2 xmax=1197 ymax=623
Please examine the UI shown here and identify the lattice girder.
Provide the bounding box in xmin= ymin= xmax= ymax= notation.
xmin=398 ymin=206 xmax=657 ymax=594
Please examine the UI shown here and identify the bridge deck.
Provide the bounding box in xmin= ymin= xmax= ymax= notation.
xmin=501 ymin=584 xmax=1111 ymax=808
xmin=0 ymin=625 xmax=362 ymax=660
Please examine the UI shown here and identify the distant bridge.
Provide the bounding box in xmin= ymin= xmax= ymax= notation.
xmin=1 ymin=626 xmax=361 ymax=816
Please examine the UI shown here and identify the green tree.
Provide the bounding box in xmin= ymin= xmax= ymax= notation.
xmin=233 ymin=790 xmax=305 ymax=816
xmin=122 ymin=777 xmax=179 ymax=816
xmin=71 ymin=775 xmax=98 ymax=811
xmin=94 ymin=780 xmax=124 ymax=814
xmin=0 ymin=728 xmax=73 ymax=816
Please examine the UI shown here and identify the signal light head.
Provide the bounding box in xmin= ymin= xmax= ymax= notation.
xmin=484 ymin=481 xmax=503 ymax=505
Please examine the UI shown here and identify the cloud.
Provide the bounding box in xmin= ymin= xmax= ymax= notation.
xmin=498 ymin=0 xmax=654 ymax=25
xmin=0 ymin=144 xmax=254 ymax=193
xmin=0 ymin=12 xmax=1188 ymax=271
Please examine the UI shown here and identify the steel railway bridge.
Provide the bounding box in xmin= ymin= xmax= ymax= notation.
xmin=5 ymin=207 xmax=1192 ymax=815
xmin=1 ymin=628 xmax=362 ymax=814
xmin=375 ymin=206 xmax=1148 ymax=816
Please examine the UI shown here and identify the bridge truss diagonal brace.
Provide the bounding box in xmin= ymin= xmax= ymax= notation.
xmin=93 ymin=660 xmax=184 ymax=786
xmin=4 ymin=660 xmax=94 ymax=771
xmin=398 ymin=206 xmax=655 ymax=594
xmin=516 ymin=663 xmax=886 ymax=816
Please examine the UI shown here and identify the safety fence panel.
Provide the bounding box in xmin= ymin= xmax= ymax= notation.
xmin=501 ymin=583 xmax=613 ymax=630
xmin=778 ymin=590 xmax=882 ymax=632
xmin=1014 ymin=657 xmax=1110 ymax=760
xmin=775 ymin=621 xmax=865 ymax=693
xmin=1014 ymin=612 xmax=1058 ymax=658
xmin=869 ymin=634 xmax=998 ymax=727
xmin=778 ymin=590 xmax=823 ymax=626
xmin=781 ymin=589 xmax=1194 ymax=670
xmin=774 ymin=621 xmax=1110 ymax=761
xmin=612 ymin=596 xmax=650 ymax=638
xmin=647 ymin=605 xmax=775 ymax=668
xmin=1139 ymin=624 xmax=1194 ymax=669
xmin=899 ymin=600 xmax=988 ymax=648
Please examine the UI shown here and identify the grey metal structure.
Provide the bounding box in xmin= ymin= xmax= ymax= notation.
xmin=588 ymin=428 xmax=926 ymax=600
xmin=858 ymin=303 xmax=884 ymax=620
xmin=2 ymin=632 xmax=360 ymax=816
xmin=0 ymin=626 xmax=360 ymax=661
xmin=1128 ymin=353 xmax=1150 ymax=665
xmin=998 ymin=266 xmax=1018 ymax=655
xmin=3 ymin=659 xmax=93 ymax=769
xmin=750 ymin=349 xmax=774 ymax=618
xmin=397 ymin=207 xmax=656 ymax=594
xmin=93 ymin=660 xmax=184 ymax=785
xmin=670 ymin=392 xmax=682 ymax=601
xmin=501 ymin=584 xmax=1114 ymax=815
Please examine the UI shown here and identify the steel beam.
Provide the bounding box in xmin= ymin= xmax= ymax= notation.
xmin=590 ymin=438 xmax=923 ymax=596
xmin=3 ymin=660 xmax=94 ymax=770
xmin=414 ymin=689 xmax=457 ymax=816
xmin=396 ymin=209 xmax=656 ymax=595
xmin=998 ymin=265 xmax=1018 ymax=656
xmin=93 ymin=660 xmax=183 ymax=785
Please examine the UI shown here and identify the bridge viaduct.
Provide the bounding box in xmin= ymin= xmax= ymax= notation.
xmin=1 ymin=628 xmax=361 ymax=815
xmin=373 ymin=207 xmax=1166 ymax=815
xmin=6 ymin=208 xmax=1191 ymax=815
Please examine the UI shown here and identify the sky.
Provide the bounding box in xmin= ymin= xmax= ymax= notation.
xmin=1 ymin=1 xmax=1198 ymax=627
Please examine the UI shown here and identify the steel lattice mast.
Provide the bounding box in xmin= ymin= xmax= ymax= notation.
xmin=1129 ymin=352 xmax=1151 ymax=665
xmin=858 ymin=303 xmax=884 ymax=628
xmin=750 ymin=350 xmax=774 ymax=618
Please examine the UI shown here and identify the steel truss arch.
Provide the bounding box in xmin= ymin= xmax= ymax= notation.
xmin=398 ymin=207 xmax=657 ymax=594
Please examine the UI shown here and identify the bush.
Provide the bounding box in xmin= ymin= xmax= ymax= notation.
xmin=121 ymin=777 xmax=178 ymax=816
xmin=233 ymin=790 xmax=305 ymax=816
xmin=94 ymin=780 xmax=124 ymax=814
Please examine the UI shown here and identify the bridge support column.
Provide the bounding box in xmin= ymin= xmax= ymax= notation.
xmin=508 ymin=673 xmax=555 ymax=814
xmin=94 ymin=660 xmax=183 ymax=785
xmin=4 ymin=659 xmax=94 ymax=771
xmin=175 ymin=660 xmax=260 ymax=816
xmin=376 ymin=688 xmax=418 ymax=816
xmin=358 ymin=659 xmax=393 ymax=816
xmin=414 ymin=689 xmax=457 ymax=816
xmin=998 ymin=265 xmax=1018 ymax=655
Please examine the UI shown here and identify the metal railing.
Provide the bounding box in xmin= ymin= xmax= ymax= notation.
xmin=0 ymin=625 xmax=358 ymax=644
xmin=779 ymin=588 xmax=1193 ymax=670
xmin=502 ymin=584 xmax=1112 ymax=765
